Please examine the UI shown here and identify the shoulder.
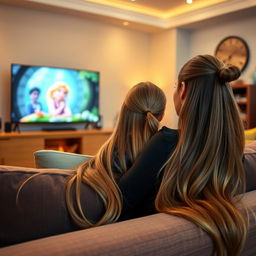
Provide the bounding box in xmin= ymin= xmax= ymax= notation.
xmin=151 ymin=126 xmax=178 ymax=143
xmin=159 ymin=126 xmax=178 ymax=136
xmin=141 ymin=126 xmax=178 ymax=156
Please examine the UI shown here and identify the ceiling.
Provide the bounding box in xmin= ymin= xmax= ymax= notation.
xmin=82 ymin=0 xmax=229 ymax=17
xmin=0 ymin=0 xmax=255 ymax=32
xmin=111 ymin=0 xmax=192 ymax=11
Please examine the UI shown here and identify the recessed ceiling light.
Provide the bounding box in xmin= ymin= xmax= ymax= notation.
xmin=186 ymin=0 xmax=193 ymax=3
xmin=131 ymin=0 xmax=136 ymax=2
xmin=123 ymin=21 xmax=129 ymax=26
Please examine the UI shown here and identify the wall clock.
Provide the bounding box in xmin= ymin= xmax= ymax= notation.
xmin=214 ymin=36 xmax=249 ymax=72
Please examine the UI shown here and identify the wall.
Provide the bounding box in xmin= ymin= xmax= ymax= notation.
xmin=190 ymin=15 xmax=256 ymax=83
xmin=0 ymin=4 xmax=150 ymax=129
xmin=148 ymin=29 xmax=177 ymax=128
xmin=0 ymin=4 xmax=255 ymax=131
xmin=149 ymin=13 xmax=256 ymax=129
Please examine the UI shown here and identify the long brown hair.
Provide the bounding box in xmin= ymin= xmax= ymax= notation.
xmin=66 ymin=81 xmax=166 ymax=228
xmin=155 ymin=55 xmax=247 ymax=256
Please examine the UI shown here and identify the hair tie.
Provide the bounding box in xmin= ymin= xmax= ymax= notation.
xmin=218 ymin=67 xmax=226 ymax=84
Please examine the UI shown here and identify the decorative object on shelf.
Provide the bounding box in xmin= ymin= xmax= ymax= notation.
xmin=4 ymin=122 xmax=12 ymax=133
xmin=215 ymin=36 xmax=249 ymax=72
xmin=252 ymin=67 xmax=256 ymax=84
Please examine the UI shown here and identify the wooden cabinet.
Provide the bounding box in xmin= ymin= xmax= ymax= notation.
xmin=0 ymin=129 xmax=112 ymax=168
xmin=232 ymin=84 xmax=256 ymax=129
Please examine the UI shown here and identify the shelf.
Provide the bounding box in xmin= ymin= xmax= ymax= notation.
xmin=231 ymin=84 xmax=256 ymax=129
xmin=237 ymin=101 xmax=247 ymax=105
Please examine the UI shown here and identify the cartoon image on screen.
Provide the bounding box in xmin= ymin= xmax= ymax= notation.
xmin=11 ymin=64 xmax=100 ymax=124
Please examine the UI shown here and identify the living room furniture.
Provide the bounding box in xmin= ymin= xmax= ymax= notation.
xmin=0 ymin=147 xmax=256 ymax=255
xmin=0 ymin=189 xmax=255 ymax=256
xmin=0 ymin=129 xmax=112 ymax=167
xmin=231 ymin=83 xmax=256 ymax=129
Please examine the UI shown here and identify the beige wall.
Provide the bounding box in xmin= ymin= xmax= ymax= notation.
xmin=0 ymin=4 xmax=255 ymax=131
xmin=148 ymin=29 xmax=178 ymax=128
xmin=190 ymin=16 xmax=256 ymax=84
xmin=0 ymin=5 xmax=152 ymax=128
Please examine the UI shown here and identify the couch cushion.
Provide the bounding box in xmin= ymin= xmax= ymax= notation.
xmin=0 ymin=165 xmax=104 ymax=247
xmin=35 ymin=150 xmax=256 ymax=192
xmin=34 ymin=150 xmax=92 ymax=169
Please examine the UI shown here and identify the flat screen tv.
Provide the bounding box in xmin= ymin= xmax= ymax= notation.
xmin=11 ymin=64 xmax=100 ymax=125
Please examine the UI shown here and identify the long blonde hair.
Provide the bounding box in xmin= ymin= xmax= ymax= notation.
xmin=66 ymin=81 xmax=166 ymax=228
xmin=155 ymin=55 xmax=247 ymax=256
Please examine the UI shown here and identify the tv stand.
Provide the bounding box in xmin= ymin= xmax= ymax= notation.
xmin=13 ymin=123 xmax=20 ymax=133
xmin=42 ymin=127 xmax=77 ymax=131
xmin=0 ymin=129 xmax=112 ymax=167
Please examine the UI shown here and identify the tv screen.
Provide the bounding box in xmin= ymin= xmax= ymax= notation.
xmin=11 ymin=64 xmax=100 ymax=124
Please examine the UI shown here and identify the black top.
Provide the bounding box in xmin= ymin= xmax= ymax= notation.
xmin=117 ymin=126 xmax=179 ymax=220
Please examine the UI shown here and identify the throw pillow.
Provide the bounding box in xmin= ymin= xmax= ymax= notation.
xmin=34 ymin=150 xmax=92 ymax=169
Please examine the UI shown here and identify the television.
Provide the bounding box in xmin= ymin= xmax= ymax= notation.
xmin=11 ymin=64 xmax=100 ymax=125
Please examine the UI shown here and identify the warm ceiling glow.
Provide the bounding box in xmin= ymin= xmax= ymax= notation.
xmin=83 ymin=0 xmax=228 ymax=18
xmin=186 ymin=0 xmax=193 ymax=4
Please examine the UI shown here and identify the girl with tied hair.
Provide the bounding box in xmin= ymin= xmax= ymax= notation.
xmin=66 ymin=81 xmax=167 ymax=228
xmin=6 ymin=81 xmax=166 ymax=247
xmin=155 ymin=55 xmax=247 ymax=256
xmin=114 ymin=55 xmax=255 ymax=255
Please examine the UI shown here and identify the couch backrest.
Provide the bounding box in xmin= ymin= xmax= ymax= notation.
xmin=0 ymin=165 xmax=104 ymax=247
xmin=0 ymin=149 xmax=256 ymax=251
xmin=0 ymin=189 xmax=255 ymax=256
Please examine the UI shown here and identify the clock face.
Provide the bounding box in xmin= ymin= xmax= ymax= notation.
xmin=215 ymin=36 xmax=249 ymax=72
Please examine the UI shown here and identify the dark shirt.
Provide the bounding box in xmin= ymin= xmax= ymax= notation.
xmin=117 ymin=126 xmax=178 ymax=220
xmin=117 ymin=126 xmax=256 ymax=221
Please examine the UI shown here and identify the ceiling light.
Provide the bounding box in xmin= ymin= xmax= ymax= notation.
xmin=186 ymin=0 xmax=193 ymax=3
xmin=131 ymin=0 xmax=136 ymax=2
xmin=123 ymin=21 xmax=129 ymax=26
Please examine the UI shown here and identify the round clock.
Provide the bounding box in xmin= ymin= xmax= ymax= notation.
xmin=214 ymin=36 xmax=249 ymax=72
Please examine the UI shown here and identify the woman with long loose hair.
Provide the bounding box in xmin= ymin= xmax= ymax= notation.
xmin=155 ymin=55 xmax=247 ymax=256
xmin=66 ymin=81 xmax=166 ymax=228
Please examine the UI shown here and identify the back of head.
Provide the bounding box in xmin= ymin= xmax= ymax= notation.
xmin=177 ymin=55 xmax=244 ymax=158
xmin=66 ymin=81 xmax=166 ymax=229
xmin=116 ymin=81 xmax=166 ymax=160
xmin=156 ymin=55 xmax=247 ymax=256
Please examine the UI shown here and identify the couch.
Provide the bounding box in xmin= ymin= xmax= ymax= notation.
xmin=0 ymin=150 xmax=256 ymax=256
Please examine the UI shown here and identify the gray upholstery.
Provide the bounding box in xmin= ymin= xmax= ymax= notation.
xmin=0 ymin=151 xmax=256 ymax=255
xmin=0 ymin=190 xmax=255 ymax=256
xmin=0 ymin=165 xmax=104 ymax=247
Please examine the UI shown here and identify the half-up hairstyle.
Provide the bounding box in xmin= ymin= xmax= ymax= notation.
xmin=156 ymin=55 xmax=247 ymax=255
xmin=66 ymin=81 xmax=166 ymax=228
